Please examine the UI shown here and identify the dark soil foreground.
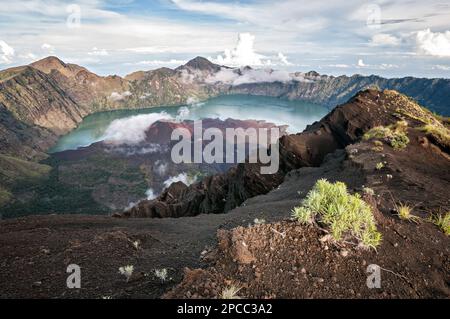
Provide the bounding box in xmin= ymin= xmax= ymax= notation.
xmin=165 ymin=141 xmax=450 ymax=299
xmin=1 ymin=142 xmax=449 ymax=298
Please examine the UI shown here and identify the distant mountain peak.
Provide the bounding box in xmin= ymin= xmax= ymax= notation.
xmin=31 ymin=56 xmax=67 ymax=70
xmin=181 ymin=56 xmax=221 ymax=72
xmin=30 ymin=56 xmax=86 ymax=78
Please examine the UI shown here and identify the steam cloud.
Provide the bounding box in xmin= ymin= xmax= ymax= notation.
xmin=163 ymin=173 xmax=197 ymax=188
xmin=102 ymin=112 xmax=172 ymax=144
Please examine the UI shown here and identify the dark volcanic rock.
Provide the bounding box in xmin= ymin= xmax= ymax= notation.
xmin=123 ymin=89 xmax=405 ymax=218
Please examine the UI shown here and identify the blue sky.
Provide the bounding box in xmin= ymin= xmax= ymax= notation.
xmin=1 ymin=0 xmax=450 ymax=78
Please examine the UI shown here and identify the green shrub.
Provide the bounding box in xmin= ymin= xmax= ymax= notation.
xmin=390 ymin=134 xmax=410 ymax=150
xmin=363 ymin=121 xmax=409 ymax=150
xmin=363 ymin=126 xmax=391 ymax=140
xmin=292 ymin=179 xmax=382 ymax=249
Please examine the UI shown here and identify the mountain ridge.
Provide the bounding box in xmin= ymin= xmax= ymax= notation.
xmin=1 ymin=55 xmax=449 ymax=161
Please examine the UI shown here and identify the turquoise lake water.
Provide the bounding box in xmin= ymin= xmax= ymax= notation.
xmin=50 ymin=95 xmax=329 ymax=153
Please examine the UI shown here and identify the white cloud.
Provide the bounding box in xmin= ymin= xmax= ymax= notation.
xmin=432 ymin=64 xmax=450 ymax=71
xmin=153 ymin=160 xmax=168 ymax=176
xmin=163 ymin=173 xmax=197 ymax=188
xmin=109 ymin=91 xmax=132 ymax=101
xmin=172 ymin=0 xmax=329 ymax=32
xmin=88 ymin=47 xmax=109 ymax=56
xmin=369 ymin=34 xmax=400 ymax=46
xmin=0 ymin=40 xmax=15 ymax=64
xmin=206 ymin=67 xmax=311 ymax=85
xmin=212 ymin=33 xmax=267 ymax=67
xmin=176 ymin=106 xmax=190 ymax=120
xmin=102 ymin=112 xmax=172 ymax=145
xmin=19 ymin=52 xmax=37 ymax=60
xmin=210 ymin=33 xmax=293 ymax=67
xmin=416 ymin=29 xmax=450 ymax=57
xmin=327 ymin=64 xmax=350 ymax=68
xmin=145 ymin=188 xmax=157 ymax=200
xmin=41 ymin=43 xmax=55 ymax=53
xmin=277 ymin=52 xmax=292 ymax=65
xmin=357 ymin=59 xmax=367 ymax=67
xmin=379 ymin=63 xmax=399 ymax=70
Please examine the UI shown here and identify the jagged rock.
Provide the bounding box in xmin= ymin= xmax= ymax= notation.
xmin=123 ymin=89 xmax=413 ymax=218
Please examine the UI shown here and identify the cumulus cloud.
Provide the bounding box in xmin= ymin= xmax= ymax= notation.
xmin=211 ymin=33 xmax=292 ymax=67
xmin=0 ymin=40 xmax=15 ymax=64
xmin=109 ymin=91 xmax=132 ymax=101
xmin=357 ymin=59 xmax=367 ymax=67
xmin=369 ymin=34 xmax=400 ymax=46
xmin=163 ymin=173 xmax=197 ymax=188
xmin=102 ymin=112 xmax=173 ymax=144
xmin=416 ymin=29 xmax=450 ymax=57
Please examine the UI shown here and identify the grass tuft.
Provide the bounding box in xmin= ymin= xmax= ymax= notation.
xmin=221 ymin=286 xmax=242 ymax=299
xmin=118 ymin=265 xmax=134 ymax=282
xmin=292 ymin=179 xmax=382 ymax=249
xmin=395 ymin=203 xmax=421 ymax=223
xmin=431 ymin=212 xmax=450 ymax=236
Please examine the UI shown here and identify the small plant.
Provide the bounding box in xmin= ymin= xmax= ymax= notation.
xmin=363 ymin=187 xmax=375 ymax=196
xmin=394 ymin=203 xmax=420 ymax=223
xmin=390 ymin=134 xmax=410 ymax=150
xmin=363 ymin=121 xmax=410 ymax=150
xmin=372 ymin=140 xmax=384 ymax=152
xmin=363 ymin=126 xmax=391 ymax=140
xmin=431 ymin=212 xmax=450 ymax=236
xmin=292 ymin=179 xmax=382 ymax=249
xmin=119 ymin=265 xmax=134 ymax=282
xmin=154 ymin=268 xmax=169 ymax=282
xmin=375 ymin=162 xmax=384 ymax=170
xmin=132 ymin=241 xmax=140 ymax=249
xmin=253 ymin=218 xmax=266 ymax=225
xmin=221 ymin=286 xmax=242 ymax=299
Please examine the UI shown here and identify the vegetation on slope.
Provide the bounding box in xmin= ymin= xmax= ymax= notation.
xmin=292 ymin=179 xmax=382 ymax=249
xmin=0 ymin=154 xmax=51 ymax=207
xmin=432 ymin=212 xmax=450 ymax=236
xmin=363 ymin=120 xmax=410 ymax=150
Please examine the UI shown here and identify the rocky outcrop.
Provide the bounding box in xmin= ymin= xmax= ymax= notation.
xmin=123 ymin=89 xmax=413 ymax=218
